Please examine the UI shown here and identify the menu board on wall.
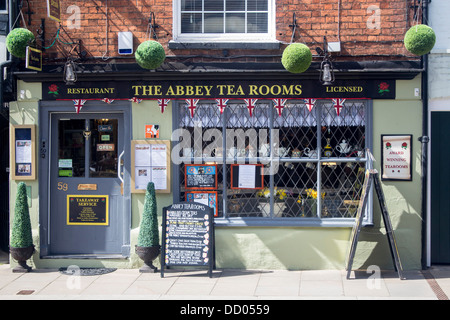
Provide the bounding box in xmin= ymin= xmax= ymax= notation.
xmin=161 ymin=202 xmax=214 ymax=278
xmin=131 ymin=140 xmax=171 ymax=193
xmin=10 ymin=124 xmax=36 ymax=180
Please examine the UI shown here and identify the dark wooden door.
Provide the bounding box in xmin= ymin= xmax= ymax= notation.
xmin=431 ymin=112 xmax=450 ymax=263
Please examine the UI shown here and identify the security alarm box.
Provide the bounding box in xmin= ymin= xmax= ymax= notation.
xmin=118 ymin=32 xmax=133 ymax=55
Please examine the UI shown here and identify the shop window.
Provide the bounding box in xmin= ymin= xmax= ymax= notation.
xmin=175 ymin=100 xmax=372 ymax=225
xmin=173 ymin=0 xmax=275 ymax=42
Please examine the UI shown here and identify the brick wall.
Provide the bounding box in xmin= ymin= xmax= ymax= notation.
xmin=21 ymin=0 xmax=420 ymax=64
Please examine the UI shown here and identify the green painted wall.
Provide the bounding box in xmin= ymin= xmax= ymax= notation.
xmin=9 ymin=76 xmax=424 ymax=271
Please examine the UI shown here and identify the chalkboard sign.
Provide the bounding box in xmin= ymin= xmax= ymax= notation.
xmin=161 ymin=202 xmax=214 ymax=278
xmin=346 ymin=169 xmax=404 ymax=280
xmin=185 ymin=164 xmax=218 ymax=190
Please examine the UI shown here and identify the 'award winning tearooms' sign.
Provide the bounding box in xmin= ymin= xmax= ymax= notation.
xmin=381 ymin=135 xmax=412 ymax=181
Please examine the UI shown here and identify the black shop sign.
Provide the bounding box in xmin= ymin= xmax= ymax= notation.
xmin=43 ymin=79 xmax=395 ymax=100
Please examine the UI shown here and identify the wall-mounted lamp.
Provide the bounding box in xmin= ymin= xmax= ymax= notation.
xmin=64 ymin=59 xmax=77 ymax=85
xmin=316 ymin=36 xmax=335 ymax=86
xmin=320 ymin=58 xmax=334 ymax=85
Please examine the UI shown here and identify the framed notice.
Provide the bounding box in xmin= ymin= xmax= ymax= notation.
xmin=10 ymin=124 xmax=36 ymax=180
xmin=185 ymin=164 xmax=218 ymax=190
xmin=381 ymin=134 xmax=412 ymax=181
xmin=67 ymin=195 xmax=109 ymax=226
xmin=230 ymin=164 xmax=264 ymax=189
xmin=186 ymin=191 xmax=218 ymax=217
xmin=131 ymin=140 xmax=171 ymax=193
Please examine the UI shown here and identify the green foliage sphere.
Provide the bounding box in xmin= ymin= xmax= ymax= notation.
xmin=281 ymin=43 xmax=312 ymax=74
xmin=135 ymin=40 xmax=166 ymax=70
xmin=6 ymin=28 xmax=35 ymax=58
xmin=137 ymin=182 xmax=159 ymax=247
xmin=404 ymin=24 xmax=436 ymax=56
xmin=10 ymin=182 xmax=33 ymax=248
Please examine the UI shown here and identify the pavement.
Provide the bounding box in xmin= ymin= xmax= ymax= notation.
xmin=1 ymin=255 xmax=450 ymax=301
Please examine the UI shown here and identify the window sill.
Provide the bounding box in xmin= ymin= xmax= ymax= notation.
xmin=213 ymin=217 xmax=371 ymax=228
xmin=168 ymin=40 xmax=281 ymax=50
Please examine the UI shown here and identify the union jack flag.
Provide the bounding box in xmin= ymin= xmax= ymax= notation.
xmin=186 ymin=98 xmax=199 ymax=118
xmin=129 ymin=97 xmax=142 ymax=104
xmin=215 ymin=98 xmax=229 ymax=115
xmin=73 ymin=99 xmax=86 ymax=114
xmin=102 ymin=98 xmax=114 ymax=104
xmin=304 ymin=98 xmax=317 ymax=113
xmin=332 ymin=98 xmax=346 ymax=117
xmin=158 ymin=99 xmax=171 ymax=114
xmin=244 ymin=98 xmax=258 ymax=117
xmin=273 ymin=98 xmax=287 ymax=116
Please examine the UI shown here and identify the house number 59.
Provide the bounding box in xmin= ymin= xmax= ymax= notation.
xmin=57 ymin=182 xmax=68 ymax=191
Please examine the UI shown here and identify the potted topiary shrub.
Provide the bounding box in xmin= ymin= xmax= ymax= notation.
xmin=10 ymin=182 xmax=34 ymax=273
xmin=404 ymin=24 xmax=436 ymax=56
xmin=135 ymin=40 xmax=166 ymax=70
xmin=6 ymin=28 xmax=35 ymax=58
xmin=135 ymin=182 xmax=160 ymax=272
xmin=281 ymin=43 xmax=312 ymax=74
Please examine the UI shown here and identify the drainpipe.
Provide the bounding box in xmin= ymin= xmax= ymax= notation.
xmin=419 ymin=0 xmax=430 ymax=270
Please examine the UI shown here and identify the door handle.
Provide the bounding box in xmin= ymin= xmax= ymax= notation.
xmin=118 ymin=150 xmax=124 ymax=184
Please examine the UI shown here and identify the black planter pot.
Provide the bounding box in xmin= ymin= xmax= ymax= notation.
xmin=10 ymin=245 xmax=35 ymax=273
xmin=135 ymin=245 xmax=160 ymax=273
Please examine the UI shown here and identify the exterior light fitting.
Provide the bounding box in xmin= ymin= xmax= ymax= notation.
xmin=320 ymin=58 xmax=334 ymax=86
xmin=64 ymin=59 xmax=77 ymax=85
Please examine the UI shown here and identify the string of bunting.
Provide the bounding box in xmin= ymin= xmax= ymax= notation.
xmin=71 ymin=97 xmax=346 ymax=117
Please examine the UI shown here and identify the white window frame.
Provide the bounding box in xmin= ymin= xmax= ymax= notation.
xmin=172 ymin=0 xmax=276 ymax=43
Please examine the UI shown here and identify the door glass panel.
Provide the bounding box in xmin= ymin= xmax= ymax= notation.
xmin=89 ymin=119 xmax=118 ymax=178
xmin=58 ymin=119 xmax=85 ymax=177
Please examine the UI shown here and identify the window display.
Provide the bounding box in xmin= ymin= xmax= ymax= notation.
xmin=177 ymin=99 xmax=370 ymax=220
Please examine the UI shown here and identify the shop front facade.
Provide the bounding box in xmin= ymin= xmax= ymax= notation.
xmin=6 ymin=0 xmax=427 ymax=271
xmin=10 ymin=64 xmax=424 ymax=270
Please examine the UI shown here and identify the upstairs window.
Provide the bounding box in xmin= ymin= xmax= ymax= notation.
xmin=174 ymin=0 xmax=275 ymax=42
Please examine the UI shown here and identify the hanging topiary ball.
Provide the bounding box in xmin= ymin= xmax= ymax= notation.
xmin=281 ymin=43 xmax=312 ymax=74
xmin=135 ymin=40 xmax=166 ymax=70
xmin=404 ymin=24 xmax=436 ymax=56
xmin=6 ymin=28 xmax=35 ymax=58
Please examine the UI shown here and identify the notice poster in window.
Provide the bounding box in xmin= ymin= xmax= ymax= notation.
xmin=185 ymin=164 xmax=218 ymax=190
xmin=186 ymin=191 xmax=218 ymax=217
xmin=231 ymin=164 xmax=264 ymax=189
xmin=381 ymin=135 xmax=412 ymax=181
xmin=131 ymin=140 xmax=171 ymax=193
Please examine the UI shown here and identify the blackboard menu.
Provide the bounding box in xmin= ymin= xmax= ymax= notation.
xmin=185 ymin=164 xmax=217 ymax=190
xmin=161 ymin=202 xmax=214 ymax=278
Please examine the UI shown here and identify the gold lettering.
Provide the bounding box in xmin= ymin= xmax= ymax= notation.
xmin=204 ymin=86 xmax=213 ymax=96
xmin=185 ymin=86 xmax=194 ymax=96
xmin=132 ymin=85 xmax=141 ymax=95
xmin=294 ymin=85 xmax=302 ymax=95
xmin=176 ymin=85 xmax=184 ymax=96
xmin=217 ymin=85 xmax=226 ymax=95
xmin=166 ymin=86 xmax=175 ymax=96
xmin=249 ymin=85 xmax=258 ymax=96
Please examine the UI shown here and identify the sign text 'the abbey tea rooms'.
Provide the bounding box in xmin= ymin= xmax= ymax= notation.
xmin=43 ymin=79 xmax=395 ymax=100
